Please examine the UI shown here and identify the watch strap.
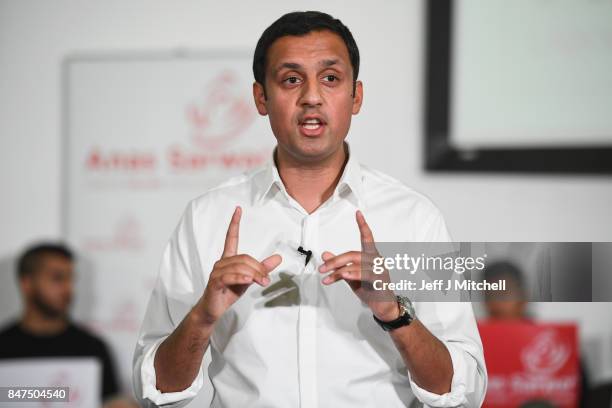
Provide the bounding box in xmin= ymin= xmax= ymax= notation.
xmin=373 ymin=300 xmax=414 ymax=331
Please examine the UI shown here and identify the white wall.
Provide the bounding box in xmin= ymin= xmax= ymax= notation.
xmin=1 ymin=0 xmax=610 ymax=389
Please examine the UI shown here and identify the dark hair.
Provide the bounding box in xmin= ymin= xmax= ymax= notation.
xmin=253 ymin=11 xmax=360 ymax=97
xmin=482 ymin=261 xmax=525 ymax=289
xmin=17 ymin=242 xmax=74 ymax=279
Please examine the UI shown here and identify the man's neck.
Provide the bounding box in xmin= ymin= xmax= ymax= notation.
xmin=275 ymin=144 xmax=348 ymax=214
xmin=20 ymin=307 xmax=68 ymax=336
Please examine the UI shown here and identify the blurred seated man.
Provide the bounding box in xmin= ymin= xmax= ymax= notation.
xmin=0 ymin=242 xmax=119 ymax=402
xmin=482 ymin=261 xmax=590 ymax=407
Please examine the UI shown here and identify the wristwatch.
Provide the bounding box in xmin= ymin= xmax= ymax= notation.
xmin=373 ymin=295 xmax=415 ymax=331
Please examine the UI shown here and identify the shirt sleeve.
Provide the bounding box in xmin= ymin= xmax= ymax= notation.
xmin=408 ymin=302 xmax=488 ymax=407
xmin=407 ymin=208 xmax=488 ymax=407
xmin=132 ymin=201 xmax=208 ymax=407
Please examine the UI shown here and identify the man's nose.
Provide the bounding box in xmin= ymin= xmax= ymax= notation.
xmin=299 ymin=79 xmax=323 ymax=107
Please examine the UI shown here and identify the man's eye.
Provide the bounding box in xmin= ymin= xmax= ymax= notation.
xmin=323 ymin=75 xmax=338 ymax=82
xmin=284 ymin=76 xmax=301 ymax=84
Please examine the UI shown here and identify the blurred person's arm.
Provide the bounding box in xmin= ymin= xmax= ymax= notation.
xmin=99 ymin=341 xmax=119 ymax=401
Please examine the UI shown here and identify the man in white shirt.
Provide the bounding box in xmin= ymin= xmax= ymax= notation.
xmin=133 ymin=11 xmax=487 ymax=408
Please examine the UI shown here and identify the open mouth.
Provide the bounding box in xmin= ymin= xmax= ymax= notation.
xmin=300 ymin=118 xmax=324 ymax=130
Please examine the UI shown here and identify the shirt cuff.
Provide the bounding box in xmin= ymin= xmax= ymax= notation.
xmin=408 ymin=341 xmax=469 ymax=408
xmin=140 ymin=338 xmax=204 ymax=406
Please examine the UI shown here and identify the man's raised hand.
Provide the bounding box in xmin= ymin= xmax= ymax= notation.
xmin=198 ymin=206 xmax=282 ymax=325
xmin=318 ymin=210 xmax=398 ymax=321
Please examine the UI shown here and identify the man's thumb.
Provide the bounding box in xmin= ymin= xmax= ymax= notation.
xmin=261 ymin=254 xmax=282 ymax=272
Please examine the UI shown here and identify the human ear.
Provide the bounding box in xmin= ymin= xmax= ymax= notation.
xmin=252 ymin=82 xmax=268 ymax=116
xmin=20 ymin=276 xmax=33 ymax=298
xmin=352 ymin=80 xmax=363 ymax=115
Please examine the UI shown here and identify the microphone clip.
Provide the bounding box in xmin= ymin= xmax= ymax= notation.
xmin=297 ymin=246 xmax=313 ymax=266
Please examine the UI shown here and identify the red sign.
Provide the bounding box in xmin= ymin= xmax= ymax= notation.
xmin=478 ymin=321 xmax=580 ymax=408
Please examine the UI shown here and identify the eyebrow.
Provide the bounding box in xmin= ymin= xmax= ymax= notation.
xmin=274 ymin=62 xmax=302 ymax=74
xmin=273 ymin=59 xmax=342 ymax=74
xmin=320 ymin=58 xmax=340 ymax=68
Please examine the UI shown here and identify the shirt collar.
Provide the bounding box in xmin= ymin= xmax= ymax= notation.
xmin=335 ymin=143 xmax=363 ymax=206
xmin=251 ymin=151 xmax=283 ymax=204
xmin=251 ymin=142 xmax=363 ymax=207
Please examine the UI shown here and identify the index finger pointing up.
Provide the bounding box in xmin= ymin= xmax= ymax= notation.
xmin=222 ymin=206 xmax=241 ymax=258
xmin=356 ymin=210 xmax=375 ymax=244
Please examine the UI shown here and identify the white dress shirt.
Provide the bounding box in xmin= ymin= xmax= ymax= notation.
xmin=133 ymin=146 xmax=487 ymax=408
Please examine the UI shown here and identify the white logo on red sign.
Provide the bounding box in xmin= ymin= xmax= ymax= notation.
xmin=521 ymin=330 xmax=571 ymax=375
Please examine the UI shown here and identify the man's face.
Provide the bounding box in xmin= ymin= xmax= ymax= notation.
xmin=253 ymin=30 xmax=363 ymax=163
xmin=484 ymin=300 xmax=527 ymax=320
xmin=22 ymin=255 xmax=74 ymax=319
xmin=484 ymin=277 xmax=527 ymax=320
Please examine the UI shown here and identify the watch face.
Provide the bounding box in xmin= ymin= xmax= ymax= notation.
xmin=396 ymin=296 xmax=415 ymax=319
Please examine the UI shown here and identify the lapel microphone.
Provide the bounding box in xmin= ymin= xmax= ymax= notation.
xmin=297 ymin=246 xmax=313 ymax=266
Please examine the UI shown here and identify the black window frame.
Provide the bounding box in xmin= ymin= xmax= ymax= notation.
xmin=424 ymin=0 xmax=612 ymax=174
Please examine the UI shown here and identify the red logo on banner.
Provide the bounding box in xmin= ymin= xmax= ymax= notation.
xmin=186 ymin=70 xmax=255 ymax=150
xmin=478 ymin=321 xmax=580 ymax=408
